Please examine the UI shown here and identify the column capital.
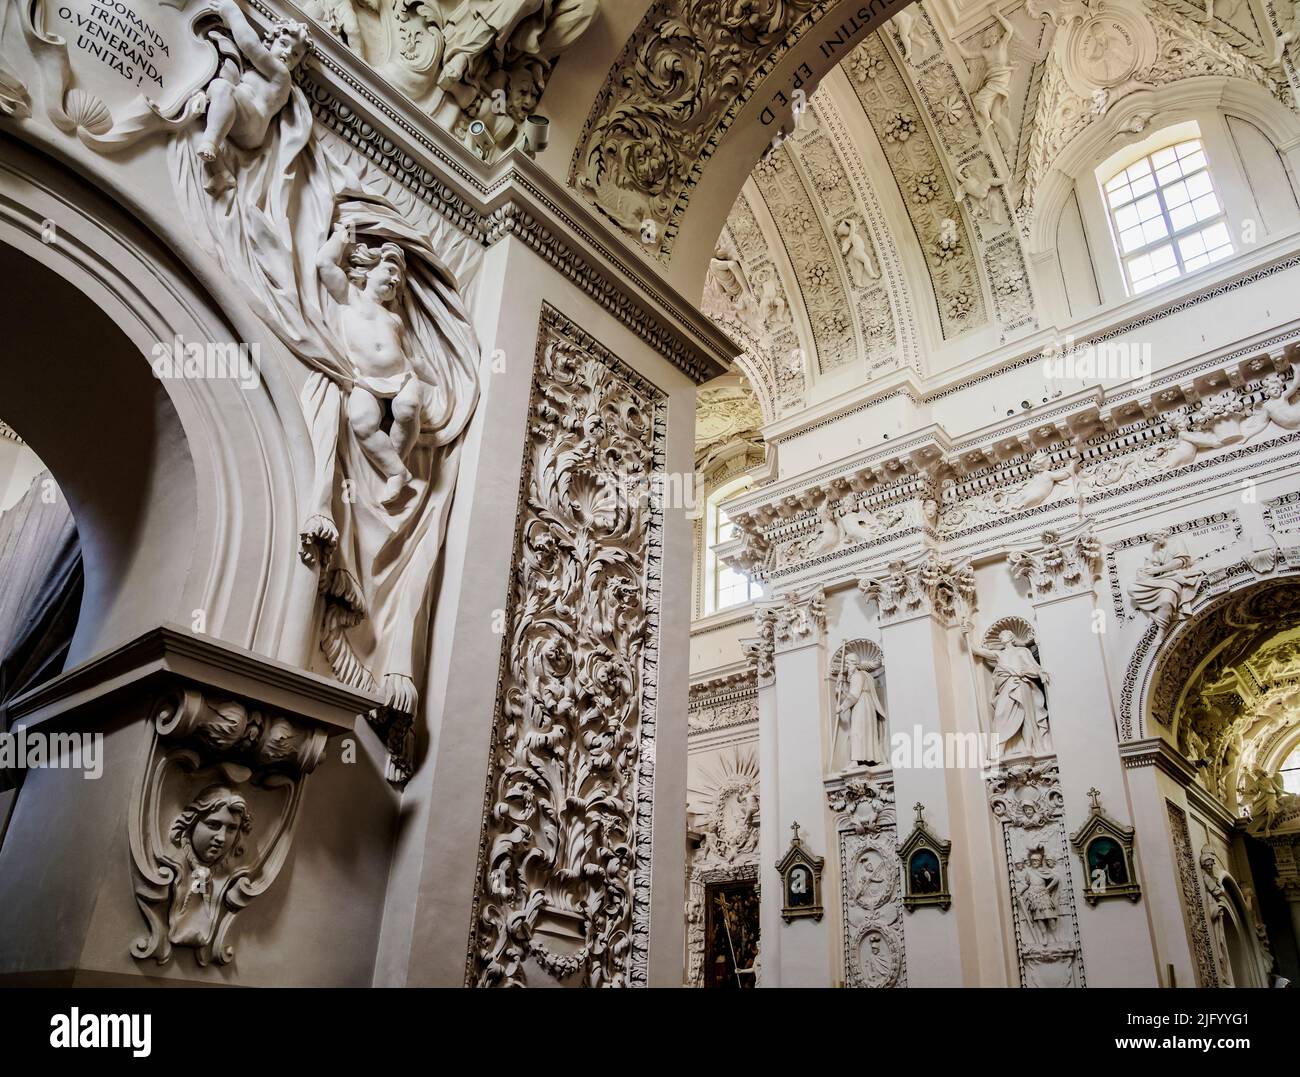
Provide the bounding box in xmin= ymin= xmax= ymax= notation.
xmin=1006 ymin=520 xmax=1102 ymax=603
xmin=858 ymin=550 xmax=975 ymax=627
xmin=742 ymin=607 xmax=778 ymax=686
xmin=772 ymin=585 xmax=828 ymax=654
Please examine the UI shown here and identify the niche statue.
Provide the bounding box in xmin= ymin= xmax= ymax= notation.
xmin=832 ymin=652 xmax=888 ymax=769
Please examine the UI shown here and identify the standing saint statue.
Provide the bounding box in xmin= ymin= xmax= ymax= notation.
xmin=965 ymin=627 xmax=1051 ymax=760
xmin=167 ymin=2 xmax=481 ymax=783
xmin=833 ymin=652 xmax=888 ymax=769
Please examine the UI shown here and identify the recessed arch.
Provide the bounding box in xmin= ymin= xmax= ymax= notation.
xmin=0 ymin=134 xmax=316 ymax=668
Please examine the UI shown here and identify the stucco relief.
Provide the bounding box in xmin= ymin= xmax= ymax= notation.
xmin=130 ymin=687 xmax=330 ymax=967
xmin=470 ymin=305 xmax=665 ymax=988
xmin=1021 ymin=0 xmax=1290 ymax=211
xmin=987 ymin=762 xmax=1086 ymax=987
xmin=688 ymin=671 xmax=760 ymax=733
xmin=718 ymin=197 xmax=806 ymax=413
xmin=846 ymin=28 xmax=987 ymax=337
xmin=751 ymin=140 xmax=858 ymax=375
xmin=302 ymin=0 xmax=598 ymax=160
xmin=570 ymin=0 xmax=836 ymax=260
xmin=827 ymin=776 xmax=907 ymax=987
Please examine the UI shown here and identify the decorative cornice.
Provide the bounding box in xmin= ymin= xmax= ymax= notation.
xmin=3 ymin=624 xmax=373 ymax=732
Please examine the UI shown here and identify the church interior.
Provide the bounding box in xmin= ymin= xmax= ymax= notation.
xmin=2 ymin=0 xmax=1300 ymax=993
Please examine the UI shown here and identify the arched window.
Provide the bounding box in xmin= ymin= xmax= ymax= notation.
xmin=1281 ymin=744 xmax=1300 ymax=796
xmin=704 ymin=481 xmax=763 ymax=614
xmin=1103 ymin=136 xmax=1232 ymax=294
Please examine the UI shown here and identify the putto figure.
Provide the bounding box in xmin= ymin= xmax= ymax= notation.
xmin=196 ymin=2 xmax=311 ymax=163
xmin=316 ymin=226 xmax=448 ymax=508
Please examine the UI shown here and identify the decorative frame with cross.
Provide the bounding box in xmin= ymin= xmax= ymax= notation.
xmin=1069 ymin=788 xmax=1142 ymax=905
xmin=898 ymin=802 xmax=953 ymax=912
xmin=776 ymin=821 xmax=825 ymax=923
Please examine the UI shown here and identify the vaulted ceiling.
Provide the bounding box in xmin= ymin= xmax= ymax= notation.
xmin=697 ymin=0 xmax=1292 ymax=424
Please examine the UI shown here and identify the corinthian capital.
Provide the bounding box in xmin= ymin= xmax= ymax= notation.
xmin=773 ymin=586 xmax=827 ymax=651
xmin=858 ymin=550 xmax=975 ymax=626
xmin=742 ymin=607 xmax=778 ymax=685
xmin=1007 ymin=521 xmax=1103 ymax=601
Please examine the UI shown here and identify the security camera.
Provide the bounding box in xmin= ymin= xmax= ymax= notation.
xmin=523 ymin=114 xmax=550 ymax=156
xmin=468 ymin=119 xmax=495 ymax=159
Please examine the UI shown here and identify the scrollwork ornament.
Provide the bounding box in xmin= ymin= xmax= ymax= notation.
xmin=469 ymin=306 xmax=665 ymax=988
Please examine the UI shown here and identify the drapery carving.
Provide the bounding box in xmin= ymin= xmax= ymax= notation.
xmin=148 ymin=2 xmax=480 ymax=783
xmin=469 ymin=305 xmax=665 ymax=988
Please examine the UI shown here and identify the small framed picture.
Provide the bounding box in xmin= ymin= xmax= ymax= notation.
xmin=1070 ymin=789 xmax=1141 ymax=905
xmin=898 ymin=803 xmax=952 ymax=911
xmin=776 ymin=823 xmax=824 ymax=923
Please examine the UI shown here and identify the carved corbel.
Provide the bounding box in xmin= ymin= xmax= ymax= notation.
xmin=129 ymin=687 xmax=329 ymax=968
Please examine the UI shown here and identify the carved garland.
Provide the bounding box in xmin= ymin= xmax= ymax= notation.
xmin=468 ymin=305 xmax=666 ymax=988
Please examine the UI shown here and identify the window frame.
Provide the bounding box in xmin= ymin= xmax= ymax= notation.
xmin=703 ymin=480 xmax=762 ymax=615
xmin=1100 ymin=135 xmax=1233 ymax=296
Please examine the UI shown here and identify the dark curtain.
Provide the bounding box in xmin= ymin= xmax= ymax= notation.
xmin=0 ymin=471 xmax=83 ymax=790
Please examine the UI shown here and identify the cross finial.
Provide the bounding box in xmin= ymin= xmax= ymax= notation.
xmin=1087 ymin=787 xmax=1102 ymax=812
xmin=790 ymin=820 xmax=802 ymax=843
xmin=913 ymin=801 xmax=925 ymax=825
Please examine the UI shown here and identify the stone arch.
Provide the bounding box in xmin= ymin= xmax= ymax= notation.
xmin=566 ymin=0 xmax=917 ymax=298
xmin=0 ymin=135 xmax=315 ymax=668
xmin=1134 ymin=571 xmax=1300 ymax=806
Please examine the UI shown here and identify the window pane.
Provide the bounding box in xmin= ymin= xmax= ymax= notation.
xmin=1283 ymin=748 xmax=1300 ymax=795
xmin=1164 ymin=180 xmax=1191 ymax=209
xmin=1114 ymin=204 xmax=1140 ymax=230
xmin=1105 ymin=136 xmax=1231 ymax=295
xmin=1169 ymin=203 xmax=1197 ymax=232
xmin=1155 ymin=161 xmax=1182 ymax=186
xmin=1185 ymin=171 xmax=1213 ymax=199
xmin=1120 ymin=226 xmax=1146 ymax=253
xmin=1130 ymin=172 xmax=1157 ymax=198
